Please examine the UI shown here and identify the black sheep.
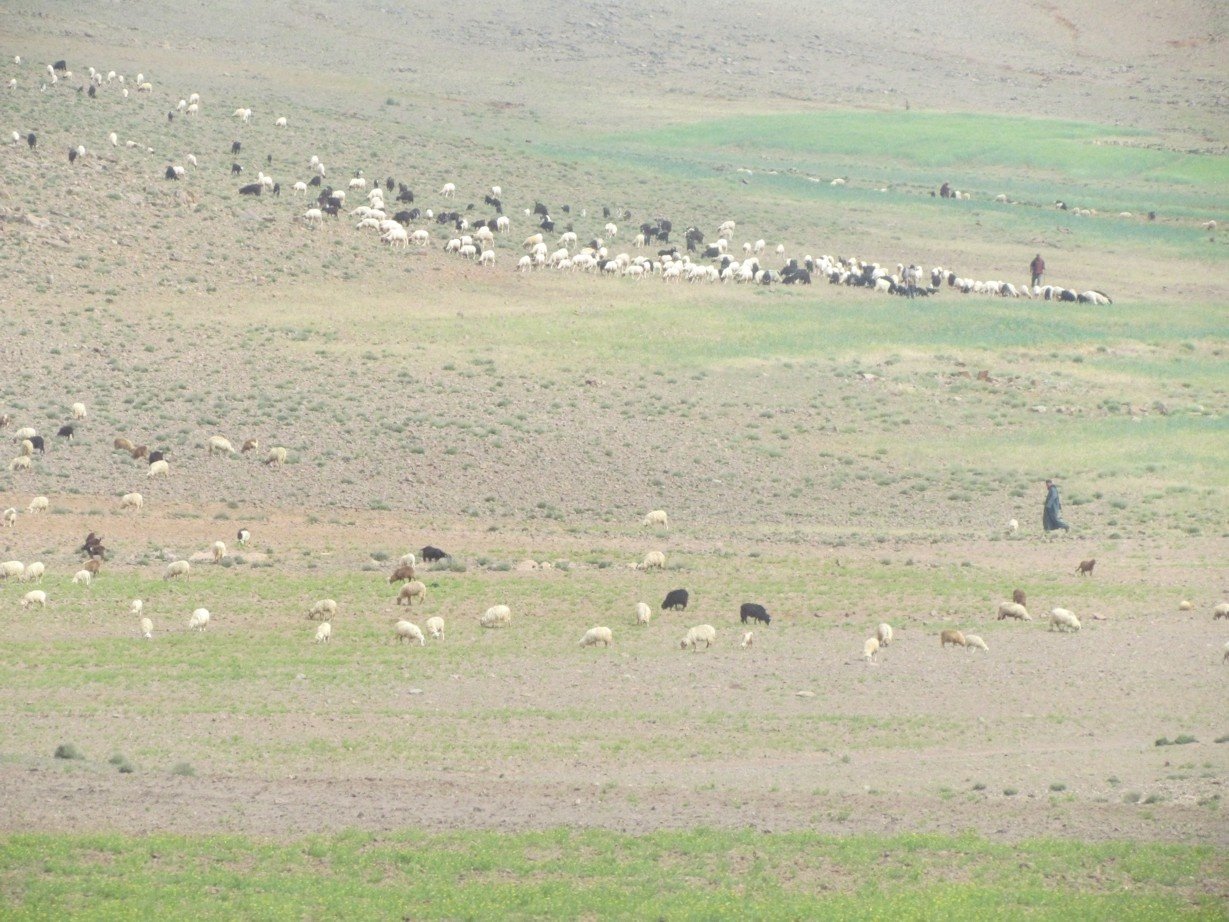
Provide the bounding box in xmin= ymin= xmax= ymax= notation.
xmin=420 ymin=545 xmax=448 ymax=563
xmin=56 ymin=425 xmax=74 ymax=440
xmin=231 ymin=163 xmax=243 ymax=175
xmin=26 ymin=133 xmax=36 ymax=149
xmin=165 ymin=165 xmax=179 ymax=180
xmin=68 ymin=147 xmax=78 ymax=164
xmin=661 ymin=589 xmax=689 ymax=611
xmin=29 ymin=435 xmax=45 ymax=454
xmin=53 ymin=60 xmax=67 ymax=72
xmin=533 ymin=202 xmax=549 ymax=217
xmin=739 ymin=603 xmax=771 ymax=625
xmin=147 ymin=450 xmax=167 ymax=464
xmin=231 ymin=140 xmax=241 ymax=155
xmin=239 ymin=182 xmax=262 ymax=196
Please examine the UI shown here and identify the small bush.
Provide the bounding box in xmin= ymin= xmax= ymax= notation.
xmin=1049 ymin=783 xmax=1067 ymax=792
xmin=1003 ymin=788 xmax=1018 ymax=796
xmin=171 ymin=762 xmax=196 ymax=777
xmin=1173 ymin=734 xmax=1197 ymax=745
xmin=108 ymin=753 xmax=127 ymax=766
xmin=371 ymin=551 xmax=390 ymax=562
xmin=1123 ymin=791 xmax=1142 ymax=804
xmin=54 ymin=743 xmax=84 ymax=760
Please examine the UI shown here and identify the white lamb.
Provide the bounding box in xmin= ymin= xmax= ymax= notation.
xmin=189 ymin=608 xmax=210 ymax=631
xmin=27 ymin=496 xmax=48 ymax=514
xmin=2 ymin=508 xmax=15 ymax=527
xmin=120 ymin=492 xmax=144 ymax=511
xmin=1049 ymin=608 xmax=1081 ymax=632
xmin=439 ymin=182 xmax=456 ymax=197
xmin=21 ymin=590 xmax=47 ymax=609
xmin=635 ymin=602 xmax=652 ymax=625
xmin=315 ymin=621 xmax=332 ymax=643
xmin=863 ymin=637 xmax=880 ymax=661
xmin=426 ymin=616 xmax=445 ymax=640
xmin=10 ymin=456 xmax=31 ymax=472
xmin=72 ymin=569 xmax=92 ymax=586
xmin=680 ymin=624 xmax=716 ymax=650
xmin=579 ymin=626 xmax=613 ymax=647
xmin=212 ymin=541 xmax=226 ymax=562
xmin=71 ymin=402 xmax=87 ymax=420
xmin=740 ymin=631 xmax=754 ymax=648
xmin=275 ymin=116 xmax=288 ymax=127
xmin=148 ymin=459 xmax=169 ymax=478
xmin=141 ymin=617 xmax=153 ymax=639
xmin=21 ymin=562 xmax=44 ymax=583
xmin=1007 ymin=518 xmax=1018 ymax=534
xmin=209 ymin=435 xmax=236 ymax=455
xmin=309 ymin=599 xmax=338 ymax=620
xmin=265 ymin=446 xmax=288 ymax=467
xmin=164 ymin=560 xmax=190 ymax=581
xmin=480 ymin=604 xmax=512 ymax=628
xmin=643 ymin=509 xmax=669 ymax=529
xmin=130 ymin=599 xmax=144 ymax=615
xmin=641 ymin=551 xmax=666 ymax=570
xmin=964 ymin=634 xmax=990 ymax=652
xmin=877 ymin=623 xmax=894 ymax=646
xmin=395 ymin=620 xmax=425 ymax=645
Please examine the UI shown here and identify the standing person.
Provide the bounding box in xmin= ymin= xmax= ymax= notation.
xmin=1030 ymin=253 xmax=1046 ymax=288
xmin=1042 ymin=479 xmax=1070 ymax=534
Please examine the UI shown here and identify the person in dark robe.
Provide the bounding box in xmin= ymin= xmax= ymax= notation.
xmin=1043 ymin=479 xmax=1070 ymax=534
xmin=1030 ymin=254 xmax=1046 ymax=288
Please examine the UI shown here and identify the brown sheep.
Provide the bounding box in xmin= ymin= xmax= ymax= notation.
xmin=241 ymin=438 xmax=259 ymax=453
xmin=1012 ymin=588 xmax=1026 ymax=606
xmin=83 ymin=557 xmax=102 ymax=575
xmin=940 ymin=629 xmax=967 ymax=648
xmin=113 ymin=437 xmax=135 ymax=452
xmin=387 ymin=564 xmax=416 ymax=584
xmin=1076 ymin=558 xmax=1096 ymax=576
xmin=130 ymin=444 xmax=148 ymax=460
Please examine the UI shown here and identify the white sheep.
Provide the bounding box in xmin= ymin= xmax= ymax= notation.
xmin=265 ymin=446 xmax=288 ymax=467
xmin=21 ymin=562 xmax=44 ymax=583
xmin=641 ymin=551 xmax=666 ymax=570
xmin=643 ymin=509 xmax=669 ymax=529
xmin=964 ymin=634 xmax=990 ymax=652
xmin=303 ymin=208 xmax=324 ymax=225
xmin=27 ymin=496 xmax=48 ymax=514
xmin=237 ymin=529 xmax=250 ymax=546
xmin=212 ymin=540 xmax=226 ymax=563
xmin=189 ymin=608 xmax=210 ymax=631
xmin=397 ymin=581 xmax=427 ymax=606
xmin=130 ymin=599 xmax=144 ymax=615
xmin=20 ymin=440 xmax=34 ymax=457
xmin=209 ymin=435 xmax=236 ymax=455
xmin=997 ymin=601 xmax=1032 ymax=621
xmin=0 ymin=560 xmax=24 ymax=580
xmin=120 ymin=492 xmax=144 ymax=512
xmin=877 ymin=623 xmax=894 ymax=646
xmin=394 ymin=620 xmax=425 ymax=645
xmin=10 ymin=456 xmax=31 ymax=472
xmin=13 ymin=427 xmax=36 ymax=441
xmin=426 ymin=615 xmax=445 ymax=640
xmin=1213 ymin=603 xmax=1229 ymax=620
xmin=72 ymin=569 xmax=92 ymax=586
xmin=740 ymin=631 xmax=754 ymax=648
xmin=21 ymin=590 xmax=47 ymax=609
xmin=480 ymin=604 xmax=512 ymax=628
xmin=439 ymin=182 xmax=456 ymax=197
xmin=275 ymin=116 xmax=288 ymax=127
xmin=309 ymin=599 xmax=338 ymax=620
xmin=108 ymin=131 xmax=118 ymax=146
xmin=164 ymin=560 xmax=190 ymax=581
xmin=399 ymin=552 xmax=417 ymax=568
xmin=148 ymin=459 xmax=169 ymax=478
xmin=69 ymin=401 xmax=87 ymax=420
xmin=1007 ymin=518 xmax=1018 ymax=534
xmin=2 ymin=508 xmax=15 ymax=527
xmin=863 ymin=636 xmax=880 ymax=661
xmin=293 ymin=181 xmax=308 ymax=195
xmin=141 ymin=617 xmax=153 ymax=639
xmin=315 ymin=621 xmax=332 ymax=643
xmin=680 ymin=624 xmax=716 ymax=650
xmin=635 ymin=602 xmax=652 ymax=625
xmin=1049 ymin=608 xmax=1081 ymax=632
xmin=579 ymin=626 xmax=613 ymax=647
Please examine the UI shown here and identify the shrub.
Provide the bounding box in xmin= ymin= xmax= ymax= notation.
xmin=54 ymin=743 xmax=84 ymax=760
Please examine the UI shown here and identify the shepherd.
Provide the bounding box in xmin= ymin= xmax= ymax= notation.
xmin=1043 ymin=479 xmax=1070 ymax=535
xmin=1030 ymin=253 xmax=1046 ymax=288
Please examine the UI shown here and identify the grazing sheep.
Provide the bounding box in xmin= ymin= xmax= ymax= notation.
xmin=877 ymin=622 xmax=894 ymax=646
xmin=1012 ymin=589 xmax=1027 ymax=606
xmin=480 ymin=604 xmax=512 ymax=628
xmin=147 ymin=459 xmax=169 ymax=478
xmin=420 ymin=545 xmax=448 ymax=563
xmin=189 ymin=608 xmax=210 ymax=631
xmin=275 ymin=116 xmax=287 ymax=127
xmin=739 ymin=603 xmax=771 ymax=626
xmin=9 ymin=456 xmax=31 ymax=472
xmin=83 ymin=558 xmax=102 ymax=575
xmin=241 ymin=438 xmax=259 ymax=453
xmin=1076 ymin=558 xmax=1096 ymax=576
xmin=315 ymin=622 xmax=332 ymax=643
xmin=114 ymin=437 xmax=135 ymax=452
xmin=863 ymin=637 xmax=880 ymax=661
xmin=13 ymin=427 xmax=37 ymax=441
xmin=308 ymin=599 xmax=338 ymax=620
xmin=2 ymin=508 xmax=14 ymax=527
xmin=388 ymin=564 xmax=416 ymax=584
xmin=0 ymin=560 xmax=24 ymax=581
xmin=740 ymin=631 xmax=754 ymax=648
xmin=21 ymin=562 xmax=45 ymax=583
xmin=72 ymin=569 xmax=92 ymax=586
xmin=680 ymin=624 xmax=717 ymax=650
xmin=71 ymin=402 xmax=87 ymax=420
xmin=130 ymin=599 xmax=144 ymax=615
xmin=1049 ymin=608 xmax=1081 ymax=632
xmin=1179 ymin=600 xmax=1193 ymax=611
xmin=1007 ymin=518 xmax=1018 ymax=534
xmin=940 ymin=629 xmax=967 ymax=648
xmin=141 ymin=617 xmax=153 ymax=639
xmin=19 ymin=440 xmax=33 ymax=456
xmin=21 ymin=590 xmax=47 ymax=609
xmin=164 ymin=560 xmax=191 ymax=581
xmin=964 ymin=634 xmax=990 ymax=652
xmin=641 ymin=550 xmax=666 ymax=570
xmin=57 ymin=425 xmax=74 ymax=440
xmin=399 ymin=552 xmax=417 ymax=568
xmin=212 ymin=541 xmax=226 ymax=562
xmin=237 ymin=528 xmax=250 ymax=546
xmin=439 ymin=182 xmax=456 ymax=197
xmin=635 ymin=601 xmax=652 ymax=625
xmin=265 ymin=446 xmax=288 ymax=467
xmin=1213 ymin=603 xmax=1229 ymax=620
xmin=579 ymin=626 xmax=614 ymax=647
xmin=997 ymin=601 xmax=1032 ymax=621
xmin=426 ymin=616 xmax=445 ymax=640
xmin=208 ymin=435 xmax=236 ymax=455
xmin=27 ymin=496 xmax=48 ymax=514
xmin=130 ymin=445 xmax=149 ymax=460
xmin=397 ymin=580 xmax=427 ymax=606
xmin=662 ymin=589 xmax=689 ymax=611
xmin=394 ymin=620 xmax=425 ymax=645
xmin=120 ymin=492 xmax=143 ymax=511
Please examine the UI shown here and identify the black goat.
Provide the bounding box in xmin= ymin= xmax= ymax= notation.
xmin=26 ymin=133 xmax=36 ymax=149
xmin=662 ymin=589 xmax=689 ymax=611
xmin=739 ymin=603 xmax=771 ymax=625
xmin=231 ymin=163 xmax=243 ymax=175
xmin=56 ymin=425 xmax=74 ymax=440
xmin=420 ymin=545 xmax=449 ymax=563
xmin=231 ymin=140 xmax=241 ymax=155
xmin=238 ymin=183 xmax=262 ymax=196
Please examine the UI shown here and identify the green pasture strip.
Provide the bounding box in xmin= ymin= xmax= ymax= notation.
xmin=0 ymin=830 xmax=1222 ymax=920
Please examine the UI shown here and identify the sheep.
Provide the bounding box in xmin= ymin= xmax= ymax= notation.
xmin=141 ymin=617 xmax=153 ymax=639
xmin=399 ymin=552 xmax=418 ymax=568
xmin=208 ymin=435 xmax=236 ymax=455
xmin=13 ymin=426 xmax=36 ymax=441
xmin=72 ymin=569 xmax=92 ymax=586
xmin=1049 ymin=608 xmax=1081 ymax=632
xmin=1012 ymin=588 xmax=1027 ymax=606
xmin=148 ymin=459 xmax=169 ymax=477
xmin=114 ymin=437 xmax=136 ymax=452
xmin=275 ymin=116 xmax=287 ymax=127
xmin=308 ymin=599 xmax=338 ymax=620
xmin=579 ymin=626 xmax=613 ymax=647
xmin=425 ymin=616 xmax=445 ymax=640
xmin=19 ymin=440 xmax=33 ymax=456
xmin=303 ymin=208 xmax=324 ymax=226
xmin=662 ymin=589 xmax=689 ymax=611
xmin=1007 ymin=518 xmax=1018 ymax=534
xmin=240 ymin=438 xmax=259 ymax=454
xmin=27 ymin=496 xmax=48 ymax=514
xmin=1179 ymin=600 xmax=1193 ymax=611
xmin=480 ymin=604 xmax=512 ymax=628
xmin=212 ymin=541 xmax=226 ymax=563
xmin=0 ymin=560 xmax=24 ymax=580
xmin=641 ymin=551 xmax=666 ymax=570
xmin=21 ymin=590 xmax=47 ymax=609
xmin=877 ymin=623 xmax=894 ymax=646
xmin=964 ymin=634 xmax=990 ymax=652
xmin=120 ymin=492 xmax=143 ymax=512
xmin=1076 ymin=558 xmax=1096 ymax=576
xmin=21 ymin=562 xmax=44 ymax=583
xmin=740 ymin=631 xmax=754 ymax=648
xmin=642 ymin=509 xmax=669 ymax=529
xmin=940 ymin=629 xmax=967 ymax=648
xmin=293 ymin=182 xmax=308 ymax=195
xmin=1213 ymin=603 xmax=1229 ymax=620
xmin=164 ymin=560 xmax=191 ymax=581
xmin=71 ymin=402 xmax=87 ymax=420
xmin=680 ymin=624 xmax=716 ymax=650
xmin=863 ymin=637 xmax=880 ymax=661
xmin=57 ymin=425 xmax=74 ymax=440
xmin=739 ymin=603 xmax=771 ymax=626
xmin=315 ymin=621 xmax=332 ymax=643
xmin=130 ymin=599 xmax=144 ymax=615
xmin=189 ymin=608 xmax=210 ymax=631
xmin=237 ymin=528 xmax=251 ymax=546
xmin=397 ymin=581 xmax=427 ymax=606
xmin=394 ymin=620 xmax=425 ymax=645
xmin=9 ymin=456 xmax=31 ymax=472
xmin=997 ymin=601 xmax=1032 ymax=621
xmin=83 ymin=558 xmax=102 ymax=575
xmin=131 ymin=444 xmax=150 ymax=460
xmin=635 ymin=602 xmax=652 ymax=625
xmin=2 ymin=508 xmax=15 ymax=527
xmin=439 ymin=182 xmax=456 ymax=197
xmin=265 ymin=446 xmax=288 ymax=467
xmin=388 ymin=564 xmax=416 ymax=584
